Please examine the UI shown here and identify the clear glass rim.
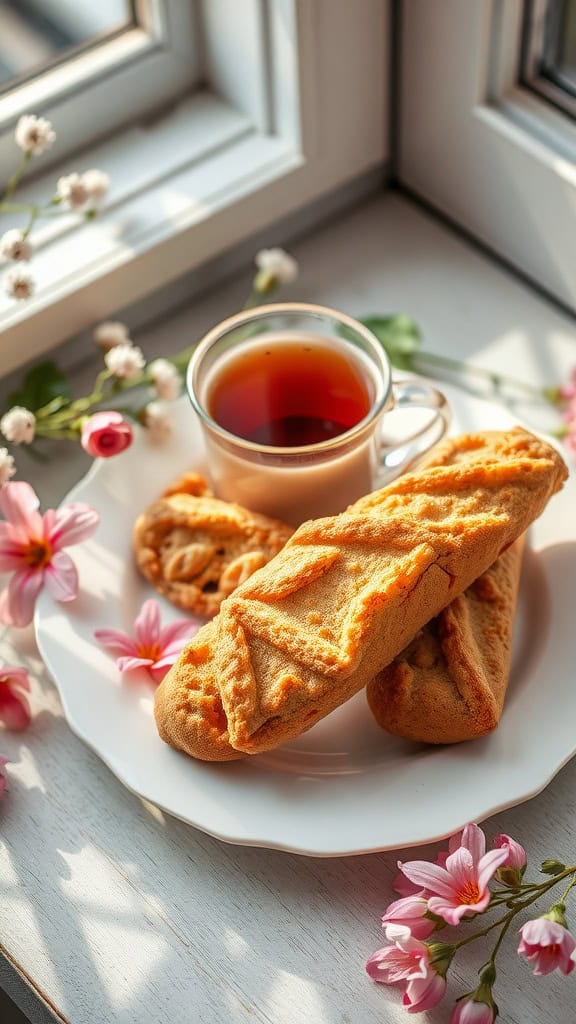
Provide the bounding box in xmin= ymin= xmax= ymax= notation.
xmin=186 ymin=301 xmax=392 ymax=457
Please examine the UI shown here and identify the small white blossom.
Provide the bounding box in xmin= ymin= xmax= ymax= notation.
xmin=143 ymin=402 xmax=173 ymax=443
xmin=0 ymin=447 xmax=16 ymax=485
xmin=93 ymin=320 xmax=131 ymax=351
xmin=56 ymin=173 xmax=90 ymax=210
xmin=148 ymin=358 xmax=181 ymax=401
xmin=81 ymin=169 xmax=110 ymax=204
xmin=4 ymin=267 xmax=35 ymax=300
xmin=0 ymin=229 xmax=32 ymax=262
xmin=0 ymin=407 xmax=35 ymax=445
xmin=15 ymin=114 xmax=56 ymax=156
xmin=255 ymin=247 xmax=298 ymax=286
xmin=105 ymin=342 xmax=145 ymax=380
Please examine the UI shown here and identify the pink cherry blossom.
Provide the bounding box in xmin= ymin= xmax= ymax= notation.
xmin=451 ymin=997 xmax=495 ymax=1023
xmin=81 ymin=411 xmax=133 ymax=458
xmin=0 ymin=755 xmax=8 ymax=796
xmin=94 ymin=598 xmax=199 ymax=684
xmin=398 ymin=823 xmax=508 ymax=925
xmin=366 ymin=926 xmax=446 ymax=1014
xmin=0 ymin=666 xmax=31 ymax=730
xmin=382 ymin=893 xmax=436 ymax=940
xmin=518 ymin=917 xmax=576 ymax=976
xmin=0 ymin=482 xmax=99 ymax=627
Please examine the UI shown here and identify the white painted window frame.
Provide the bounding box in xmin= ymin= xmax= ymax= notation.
xmin=399 ymin=0 xmax=576 ymax=313
xmin=0 ymin=0 xmax=202 ymax=176
xmin=0 ymin=0 xmax=389 ymax=376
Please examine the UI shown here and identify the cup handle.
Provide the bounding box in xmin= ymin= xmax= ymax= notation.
xmin=375 ymin=379 xmax=450 ymax=484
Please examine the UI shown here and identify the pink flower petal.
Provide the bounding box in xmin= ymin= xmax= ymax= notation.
xmin=135 ymin=599 xmax=161 ymax=648
xmin=0 ymin=685 xmax=31 ymax=730
xmin=151 ymin=653 xmax=180 ymax=670
xmin=2 ymin=569 xmax=44 ymax=627
xmin=0 ymin=666 xmax=30 ymax=691
xmin=460 ymin=823 xmax=485 ymax=862
xmin=393 ymin=871 xmax=423 ymax=897
xmin=47 ymin=502 xmax=99 ymax=551
xmin=493 ymin=833 xmax=526 ymax=871
xmin=445 ymin=847 xmax=475 ymax=889
xmin=159 ymin=638 xmax=196 ymax=660
xmin=44 ymin=551 xmax=78 ymax=603
xmin=0 ymin=550 xmax=27 ymax=572
xmin=426 ymin=896 xmax=476 ymax=926
xmin=93 ymin=629 xmax=138 ymax=656
xmin=116 ymin=655 xmax=155 ymax=673
xmin=0 ymin=482 xmax=43 ymax=538
xmin=159 ymin=618 xmax=199 ymax=648
xmin=477 ymin=848 xmax=509 ymax=891
xmin=397 ymin=859 xmax=456 ymax=899
xmin=0 ymin=588 xmax=11 ymax=624
xmin=404 ymin=971 xmax=446 ymax=1014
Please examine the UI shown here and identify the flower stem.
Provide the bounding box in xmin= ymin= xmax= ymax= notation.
xmin=560 ymin=876 xmax=576 ymax=903
xmin=410 ymin=350 xmax=551 ymax=402
xmin=1 ymin=153 xmax=31 ymax=203
xmin=453 ymin=868 xmax=576 ymax=953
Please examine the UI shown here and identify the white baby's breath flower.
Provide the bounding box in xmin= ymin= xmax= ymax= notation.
xmin=56 ymin=173 xmax=90 ymax=210
xmin=4 ymin=267 xmax=35 ymax=300
xmin=0 ymin=447 xmax=16 ymax=485
xmin=143 ymin=402 xmax=173 ymax=443
xmin=93 ymin=320 xmax=130 ymax=351
xmin=0 ymin=407 xmax=36 ymax=445
xmin=0 ymin=229 xmax=32 ymax=262
xmin=105 ymin=342 xmax=145 ymax=380
xmin=255 ymin=247 xmax=298 ymax=287
xmin=147 ymin=358 xmax=181 ymax=401
xmin=15 ymin=114 xmax=56 ymax=156
xmin=81 ymin=169 xmax=109 ymax=204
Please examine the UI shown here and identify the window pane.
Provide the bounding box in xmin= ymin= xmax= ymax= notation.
xmin=542 ymin=0 xmax=576 ymax=92
xmin=0 ymin=0 xmax=133 ymax=90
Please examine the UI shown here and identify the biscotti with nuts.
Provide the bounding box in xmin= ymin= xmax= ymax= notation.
xmin=134 ymin=474 xmax=294 ymax=617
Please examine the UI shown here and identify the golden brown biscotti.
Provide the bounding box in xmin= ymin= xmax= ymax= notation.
xmin=154 ymin=428 xmax=567 ymax=761
xmin=134 ymin=480 xmax=294 ymax=617
xmin=366 ymin=536 xmax=525 ymax=744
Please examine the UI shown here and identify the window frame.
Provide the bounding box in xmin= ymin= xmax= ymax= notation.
xmin=0 ymin=0 xmax=390 ymax=376
xmin=0 ymin=0 xmax=202 ymax=179
xmin=398 ymin=0 xmax=576 ymax=313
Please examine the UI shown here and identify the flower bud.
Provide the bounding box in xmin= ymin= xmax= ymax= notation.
xmin=540 ymin=858 xmax=566 ymax=876
xmin=81 ymin=411 xmax=133 ymax=458
xmin=426 ymin=940 xmax=455 ymax=977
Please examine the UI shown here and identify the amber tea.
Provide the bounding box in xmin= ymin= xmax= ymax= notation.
xmin=205 ymin=336 xmax=373 ymax=447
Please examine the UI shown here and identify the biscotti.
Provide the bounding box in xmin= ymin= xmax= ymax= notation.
xmin=366 ymin=536 xmax=525 ymax=743
xmin=134 ymin=475 xmax=294 ymax=617
xmin=154 ymin=428 xmax=567 ymax=761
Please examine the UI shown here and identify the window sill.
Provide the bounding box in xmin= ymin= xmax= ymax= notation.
xmin=0 ymin=90 xmax=294 ymax=374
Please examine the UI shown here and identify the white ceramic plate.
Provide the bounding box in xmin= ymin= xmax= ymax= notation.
xmin=35 ymin=382 xmax=576 ymax=856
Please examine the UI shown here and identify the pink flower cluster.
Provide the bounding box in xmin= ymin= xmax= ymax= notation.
xmin=366 ymin=823 xmax=576 ymax=1020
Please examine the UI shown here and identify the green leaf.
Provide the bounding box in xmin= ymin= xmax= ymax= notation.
xmin=361 ymin=315 xmax=422 ymax=371
xmin=6 ymin=360 xmax=71 ymax=414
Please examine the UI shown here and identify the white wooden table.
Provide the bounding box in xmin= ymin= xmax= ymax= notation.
xmin=2 ymin=195 xmax=576 ymax=1024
